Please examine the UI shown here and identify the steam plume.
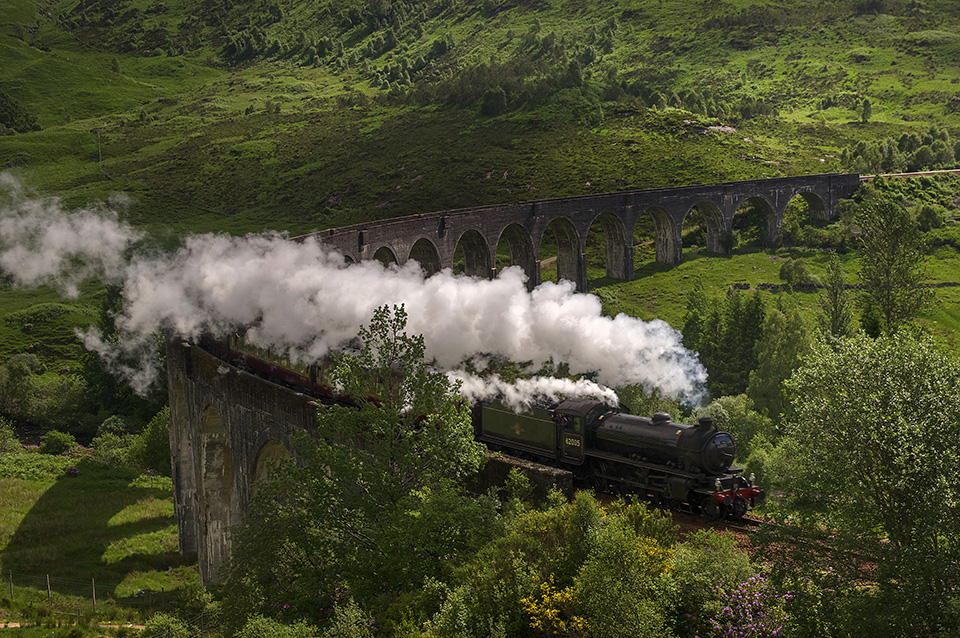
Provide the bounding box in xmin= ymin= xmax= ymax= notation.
xmin=0 ymin=175 xmax=707 ymax=407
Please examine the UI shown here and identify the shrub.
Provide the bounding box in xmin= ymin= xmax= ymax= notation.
xmin=0 ymin=416 xmax=20 ymax=453
xmin=91 ymin=431 xmax=132 ymax=467
xmin=778 ymin=258 xmax=820 ymax=289
xmin=320 ymin=600 xmax=374 ymax=638
xmin=97 ymin=415 xmax=129 ymax=437
xmin=917 ymin=203 xmax=948 ymax=231
xmin=671 ymin=529 xmax=756 ymax=626
xmin=238 ymin=615 xmax=323 ymax=638
xmin=698 ymin=575 xmax=791 ymax=638
xmin=140 ymin=613 xmax=191 ymax=638
xmin=127 ymin=406 xmax=171 ymax=475
xmin=39 ymin=430 xmax=77 ymax=455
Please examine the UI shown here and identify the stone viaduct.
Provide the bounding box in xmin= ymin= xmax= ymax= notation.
xmin=167 ymin=173 xmax=861 ymax=584
xmin=302 ymin=173 xmax=860 ymax=291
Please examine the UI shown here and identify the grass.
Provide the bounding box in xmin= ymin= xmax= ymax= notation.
xmin=0 ymin=1 xmax=960 ymax=625
xmin=0 ymin=452 xmax=195 ymax=610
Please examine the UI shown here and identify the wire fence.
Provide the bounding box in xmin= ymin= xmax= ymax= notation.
xmin=4 ymin=569 xmax=221 ymax=633
xmin=5 ymin=569 xmax=174 ymax=615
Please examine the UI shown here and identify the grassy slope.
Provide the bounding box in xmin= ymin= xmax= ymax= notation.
xmin=2 ymin=0 xmax=960 ymax=234
xmin=0 ymin=0 xmax=959 ymax=612
xmin=0 ymin=456 xmax=194 ymax=614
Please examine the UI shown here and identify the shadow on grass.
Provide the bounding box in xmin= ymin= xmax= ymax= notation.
xmin=0 ymin=458 xmax=195 ymax=603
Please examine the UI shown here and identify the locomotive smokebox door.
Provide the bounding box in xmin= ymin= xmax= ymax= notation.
xmin=557 ymin=413 xmax=585 ymax=464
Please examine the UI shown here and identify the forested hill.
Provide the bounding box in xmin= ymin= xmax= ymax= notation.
xmin=2 ymin=0 xmax=960 ymax=234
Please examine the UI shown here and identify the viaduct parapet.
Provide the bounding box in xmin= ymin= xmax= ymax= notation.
xmin=301 ymin=173 xmax=860 ymax=291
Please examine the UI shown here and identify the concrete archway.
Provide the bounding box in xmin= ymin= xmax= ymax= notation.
xmin=791 ymin=191 xmax=828 ymax=221
xmin=453 ymin=229 xmax=492 ymax=278
xmin=373 ymin=246 xmax=398 ymax=267
xmin=252 ymin=440 xmax=292 ymax=493
xmin=541 ymin=218 xmax=580 ymax=286
xmin=586 ymin=213 xmax=629 ymax=281
xmin=409 ymin=237 xmax=442 ymax=276
xmin=497 ymin=223 xmax=538 ymax=289
xmin=199 ymin=405 xmax=235 ymax=584
xmin=646 ymin=207 xmax=678 ymax=264
xmin=686 ymin=202 xmax=726 ymax=254
xmin=732 ymin=196 xmax=776 ymax=247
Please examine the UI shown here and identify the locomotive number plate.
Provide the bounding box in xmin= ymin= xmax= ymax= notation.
xmin=564 ymin=437 xmax=581 ymax=447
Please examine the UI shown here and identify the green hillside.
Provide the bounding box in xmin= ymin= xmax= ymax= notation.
xmin=2 ymin=0 xmax=960 ymax=235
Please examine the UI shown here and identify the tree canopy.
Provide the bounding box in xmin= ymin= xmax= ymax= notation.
xmin=855 ymin=194 xmax=933 ymax=333
xmin=224 ymin=305 xmax=490 ymax=629
xmin=769 ymin=331 xmax=960 ymax=635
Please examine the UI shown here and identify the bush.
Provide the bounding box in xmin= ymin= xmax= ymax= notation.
xmin=0 ymin=416 xmax=20 ymax=453
xmin=671 ymin=529 xmax=756 ymax=625
xmin=39 ymin=430 xmax=77 ymax=455
xmin=91 ymin=431 xmax=132 ymax=467
xmin=778 ymin=258 xmax=820 ymax=289
xmin=238 ymin=615 xmax=323 ymax=638
xmin=140 ymin=613 xmax=191 ymax=638
xmin=917 ymin=202 xmax=948 ymax=231
xmin=97 ymin=415 xmax=129 ymax=437
xmin=127 ymin=407 xmax=171 ymax=475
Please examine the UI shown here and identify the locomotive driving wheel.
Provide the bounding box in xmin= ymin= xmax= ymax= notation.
xmin=731 ymin=495 xmax=748 ymax=520
xmin=701 ymin=498 xmax=728 ymax=522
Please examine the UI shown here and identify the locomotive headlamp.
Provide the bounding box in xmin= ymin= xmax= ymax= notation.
xmin=715 ymin=478 xmax=722 ymax=491
xmin=749 ymin=473 xmax=755 ymax=485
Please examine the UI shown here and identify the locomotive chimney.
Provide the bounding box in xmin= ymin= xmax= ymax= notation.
xmin=697 ymin=417 xmax=714 ymax=429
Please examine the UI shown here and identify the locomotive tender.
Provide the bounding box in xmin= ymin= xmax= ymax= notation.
xmin=475 ymin=398 xmax=764 ymax=520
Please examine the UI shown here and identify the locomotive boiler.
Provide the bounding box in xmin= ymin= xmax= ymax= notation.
xmin=475 ymin=398 xmax=763 ymax=520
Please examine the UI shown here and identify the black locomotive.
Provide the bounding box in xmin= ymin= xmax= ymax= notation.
xmin=475 ymin=398 xmax=763 ymax=520
xmin=198 ymin=333 xmax=762 ymax=519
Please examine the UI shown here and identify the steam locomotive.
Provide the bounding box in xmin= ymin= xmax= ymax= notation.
xmin=475 ymin=398 xmax=764 ymax=520
xmin=197 ymin=333 xmax=762 ymax=519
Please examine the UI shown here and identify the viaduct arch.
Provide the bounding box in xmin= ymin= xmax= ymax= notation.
xmin=302 ymin=173 xmax=860 ymax=291
xmin=168 ymin=173 xmax=861 ymax=584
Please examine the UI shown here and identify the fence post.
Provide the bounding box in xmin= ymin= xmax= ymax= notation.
xmin=8 ymin=570 xmax=12 ymax=606
xmin=46 ymin=574 xmax=51 ymax=603
xmin=92 ymin=577 xmax=96 ymax=613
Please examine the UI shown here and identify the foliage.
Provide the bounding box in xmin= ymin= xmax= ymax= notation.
xmin=0 ymin=87 xmax=40 ymax=133
xmin=140 ymin=612 xmax=192 ymax=638
xmin=843 ymin=126 xmax=959 ymax=174
xmin=816 ymin=254 xmax=855 ymax=339
xmin=854 ymin=194 xmax=933 ymax=333
xmin=696 ymin=394 xmax=772 ymax=463
xmin=39 ymin=430 xmax=76 ymax=455
xmin=572 ymin=516 xmax=674 ymax=638
xmin=0 ymin=415 xmax=20 ymax=453
xmin=773 ymin=331 xmax=960 ymax=635
xmin=127 ymin=406 xmax=171 ymax=475
xmin=521 ymin=576 xmax=590 ymax=637
xmin=671 ymin=529 xmax=757 ymax=631
xmin=426 ymin=492 xmax=683 ymax=638
xmin=697 ymin=575 xmax=791 ymax=638
xmin=777 ymin=259 xmax=819 ymax=289
xmin=238 ymin=614 xmax=323 ymax=638
xmin=746 ymin=304 xmax=812 ymax=422
xmin=0 ymin=451 xmax=72 ymax=479
xmin=81 ymin=285 xmax=167 ymax=429
xmin=224 ymin=305 xmax=490 ymax=629
xmin=614 ymin=384 xmax=690 ymax=421
xmin=682 ymin=283 xmax=765 ymax=399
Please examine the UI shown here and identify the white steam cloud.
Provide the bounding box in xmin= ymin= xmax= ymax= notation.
xmin=0 ymin=175 xmax=707 ymax=408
